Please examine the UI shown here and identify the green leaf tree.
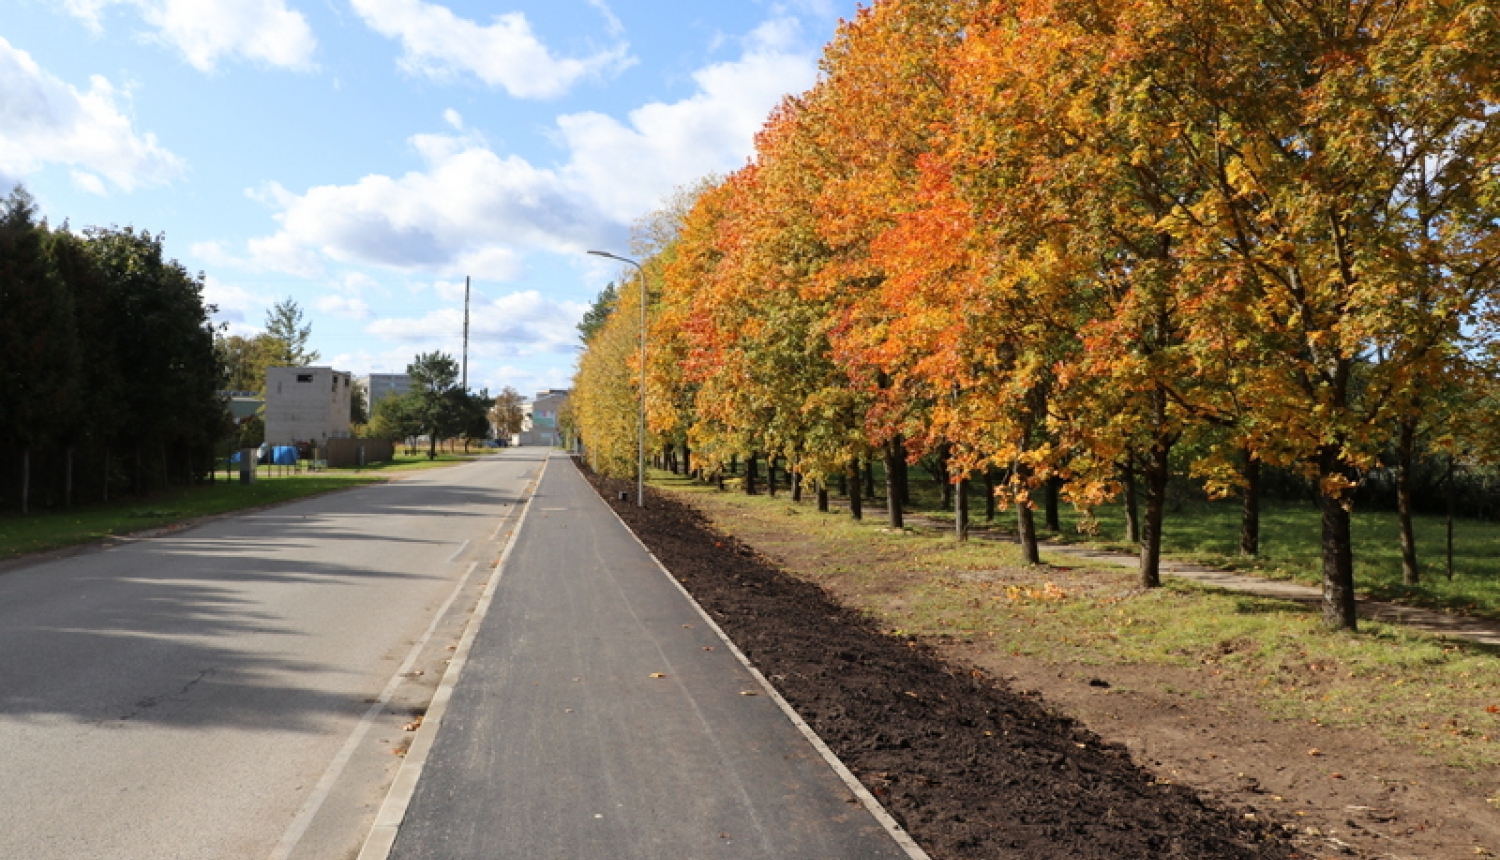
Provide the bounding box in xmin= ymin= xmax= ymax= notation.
xmin=408 ymin=351 xmax=461 ymax=459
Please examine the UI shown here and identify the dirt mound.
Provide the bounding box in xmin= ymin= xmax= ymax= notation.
xmin=582 ymin=466 xmax=1292 ymax=859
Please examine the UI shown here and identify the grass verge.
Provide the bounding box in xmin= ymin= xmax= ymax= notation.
xmin=0 ymin=450 xmax=488 ymax=561
xmin=781 ymin=463 xmax=1500 ymax=620
xmin=651 ymin=470 xmax=1500 ymax=769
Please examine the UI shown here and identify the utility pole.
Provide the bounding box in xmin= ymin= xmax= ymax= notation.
xmin=461 ymin=275 xmax=470 ymax=392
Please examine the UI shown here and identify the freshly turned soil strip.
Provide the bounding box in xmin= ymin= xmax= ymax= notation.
xmin=580 ymin=465 xmax=1294 ymax=860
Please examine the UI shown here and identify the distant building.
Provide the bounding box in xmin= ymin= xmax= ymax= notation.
xmin=265 ymin=367 xmax=353 ymax=447
xmin=361 ymin=373 xmax=412 ymax=414
xmin=219 ymin=391 xmax=263 ymax=424
xmin=518 ymin=389 xmax=569 ymax=447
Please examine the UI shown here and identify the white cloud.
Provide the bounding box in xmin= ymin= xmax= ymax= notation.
xmin=0 ymin=37 xmax=184 ymax=192
xmin=70 ymin=170 xmax=107 ymax=195
xmin=59 ymin=0 xmax=317 ymax=72
xmin=351 ymin=0 xmax=631 ymax=99
xmin=367 ymin=289 xmax=587 ymax=357
xmin=201 ymin=275 xmax=271 ymax=333
xmin=316 ymin=293 xmax=373 ymax=320
xmin=242 ymin=140 xmax=603 ymax=276
xmin=232 ymin=20 xmax=820 ymax=276
xmin=471 ymin=363 xmax=575 ymax=397
xmin=558 ymin=26 xmax=818 ymax=221
xmin=585 ymin=0 xmax=624 ymax=38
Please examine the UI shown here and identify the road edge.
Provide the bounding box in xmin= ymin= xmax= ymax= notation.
xmin=354 ymin=456 xmax=548 ymax=860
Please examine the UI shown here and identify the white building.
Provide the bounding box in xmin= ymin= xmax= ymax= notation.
xmin=265 ymin=367 xmax=353 ymax=447
xmin=518 ymin=389 xmax=569 ymax=447
xmin=360 ymin=373 xmax=412 ymax=415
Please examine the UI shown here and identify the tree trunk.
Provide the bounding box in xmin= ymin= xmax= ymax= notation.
xmin=864 ymin=461 xmax=876 ymax=500
xmin=984 ymin=469 xmax=996 ymax=522
xmin=716 ymin=470 xmax=725 ymax=492
xmin=884 ymin=439 xmax=904 ymax=530
xmin=817 ymin=481 xmax=829 ymax=513
xmin=21 ymin=447 xmax=31 ymax=516
xmin=1016 ymin=463 xmax=1041 ymax=564
xmin=1138 ymin=440 xmax=1171 ymax=589
xmin=768 ymin=456 xmax=778 ymax=497
xmin=65 ymin=446 xmax=74 ymax=507
xmin=791 ymin=467 xmax=803 ymax=503
xmin=1446 ymin=456 xmax=1455 ymax=580
xmin=1240 ymin=453 xmax=1261 ymax=557
xmin=848 ymin=459 xmax=863 ymax=521
xmin=745 ymin=452 xmax=758 ymax=495
xmin=428 ymin=432 xmax=437 ymax=460
xmin=1317 ymin=446 xmax=1359 ymax=630
xmin=1044 ymin=476 xmax=1061 ymax=532
xmin=103 ymin=445 xmax=111 ymax=503
xmin=1121 ymin=461 xmax=1140 ymax=544
xmin=683 ymin=442 xmax=692 ymax=476
xmin=936 ymin=444 xmax=953 ymax=510
xmin=1395 ymin=419 xmax=1420 ymax=585
xmin=891 ymin=433 xmax=910 ymax=506
xmin=955 ymin=477 xmax=969 ymax=541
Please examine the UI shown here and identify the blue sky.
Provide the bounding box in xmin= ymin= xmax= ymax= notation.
xmin=2 ymin=0 xmax=860 ymax=397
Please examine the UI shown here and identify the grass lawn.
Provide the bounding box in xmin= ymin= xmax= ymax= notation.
xmin=648 ymin=469 xmax=1500 ymax=769
xmin=0 ymin=450 xmax=488 ymax=561
xmin=769 ymin=460 xmax=1500 ymax=620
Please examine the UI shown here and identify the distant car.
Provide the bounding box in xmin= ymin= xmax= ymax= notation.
xmin=480 ymin=439 xmax=500 ymax=448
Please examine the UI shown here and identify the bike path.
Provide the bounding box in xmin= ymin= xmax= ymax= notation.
xmin=381 ymin=454 xmax=916 ymax=860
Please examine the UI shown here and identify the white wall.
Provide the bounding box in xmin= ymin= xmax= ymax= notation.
xmin=265 ymin=367 xmax=353 ymax=446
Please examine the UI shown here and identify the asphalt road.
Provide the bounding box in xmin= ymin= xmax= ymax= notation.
xmin=0 ymin=451 xmax=543 ymax=860
xmin=386 ymin=454 xmax=914 ymax=860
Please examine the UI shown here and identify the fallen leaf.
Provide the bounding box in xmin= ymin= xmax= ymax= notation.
xmin=740 ymin=690 xmax=759 ymax=696
xmin=649 ymin=673 xmax=666 ymax=679
xmin=702 ymin=646 xmax=715 ymax=651
xmin=1308 ymin=749 xmax=1322 ymax=756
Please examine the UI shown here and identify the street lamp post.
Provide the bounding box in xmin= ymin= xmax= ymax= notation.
xmin=587 ymin=250 xmax=647 ymax=508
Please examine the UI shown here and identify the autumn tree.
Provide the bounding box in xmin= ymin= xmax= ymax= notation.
xmin=490 ymin=386 xmax=526 ymax=439
xmin=573 ymin=270 xmax=646 ymax=479
xmin=1084 ymin=0 xmax=1500 ymax=627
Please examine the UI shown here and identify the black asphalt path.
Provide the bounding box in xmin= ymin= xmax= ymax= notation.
xmin=388 ymin=455 xmax=911 ymax=859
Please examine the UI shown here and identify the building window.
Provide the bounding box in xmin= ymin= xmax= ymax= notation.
xmin=297 ymin=373 xmax=313 ymax=383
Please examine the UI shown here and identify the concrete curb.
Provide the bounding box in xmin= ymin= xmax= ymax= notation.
xmin=354 ymin=458 xmax=546 ymax=860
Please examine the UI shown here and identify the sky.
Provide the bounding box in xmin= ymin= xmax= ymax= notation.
xmin=2 ymin=0 xmax=862 ymax=399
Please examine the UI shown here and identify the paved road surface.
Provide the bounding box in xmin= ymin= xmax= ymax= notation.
xmin=0 ymin=451 xmax=542 ymax=860
xmin=386 ymin=454 xmax=914 ymax=860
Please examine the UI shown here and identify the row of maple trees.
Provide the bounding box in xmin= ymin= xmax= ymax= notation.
xmin=573 ymin=0 xmax=1500 ymax=630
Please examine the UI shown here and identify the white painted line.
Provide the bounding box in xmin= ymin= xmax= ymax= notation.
xmin=268 ymin=560 xmax=482 ymax=860
xmin=444 ymin=540 xmax=470 ymax=564
xmin=593 ymin=469 xmax=933 ymax=860
xmin=355 ymin=456 xmax=548 ymax=860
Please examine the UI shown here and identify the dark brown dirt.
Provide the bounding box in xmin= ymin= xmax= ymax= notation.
xmin=581 ymin=464 xmax=1296 ymax=860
